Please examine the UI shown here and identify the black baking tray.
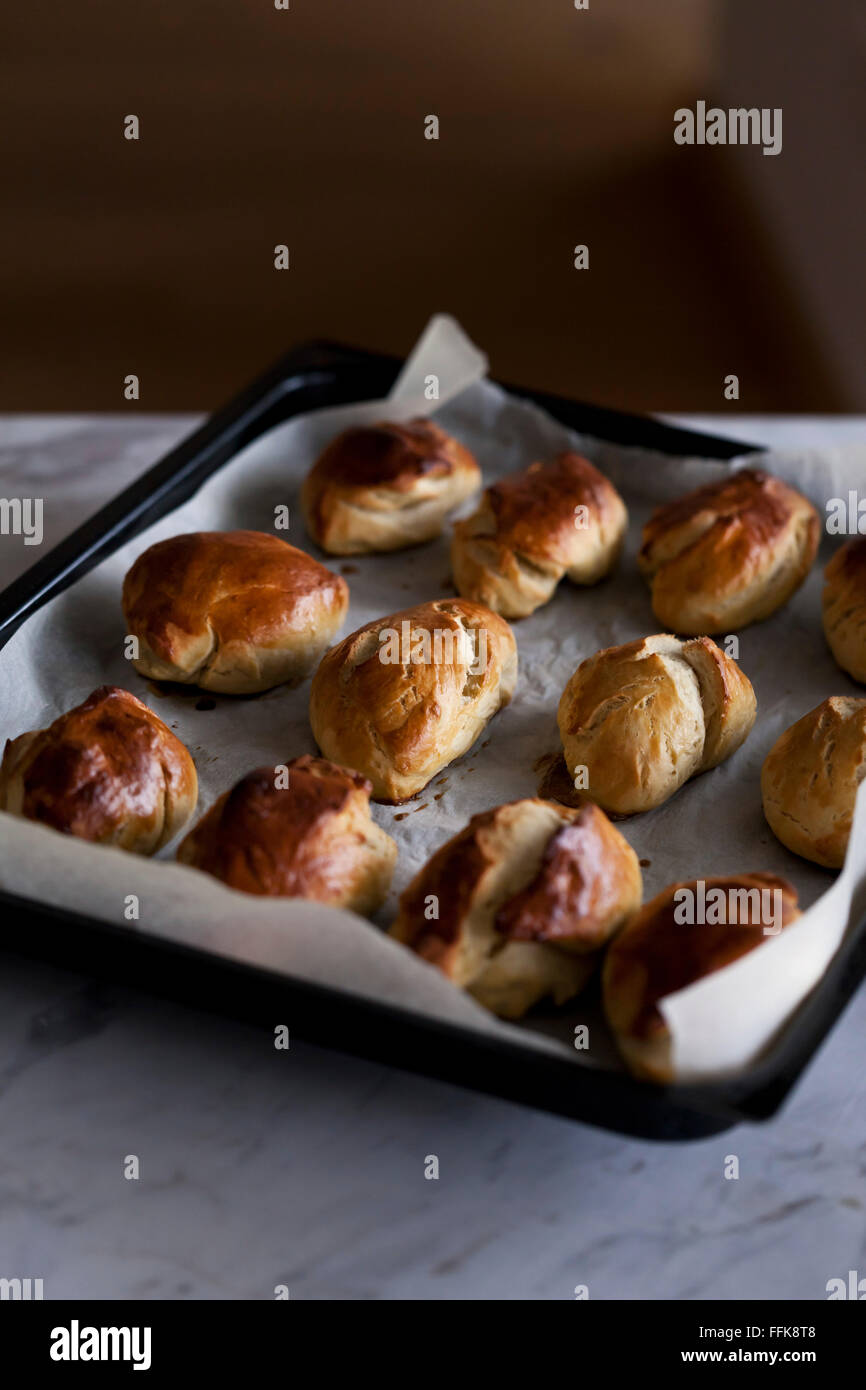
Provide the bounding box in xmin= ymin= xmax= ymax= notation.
xmin=1 ymin=338 xmax=864 ymax=1141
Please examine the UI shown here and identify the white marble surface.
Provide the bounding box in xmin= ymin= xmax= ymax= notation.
xmin=0 ymin=412 xmax=864 ymax=1301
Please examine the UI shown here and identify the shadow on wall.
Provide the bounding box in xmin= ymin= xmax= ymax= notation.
xmin=0 ymin=0 xmax=851 ymax=410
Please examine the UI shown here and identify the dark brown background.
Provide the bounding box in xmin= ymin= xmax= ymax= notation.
xmin=1 ymin=0 xmax=860 ymax=412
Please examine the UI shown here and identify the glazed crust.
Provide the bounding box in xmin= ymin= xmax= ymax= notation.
xmin=390 ymin=798 xmax=642 ymax=1019
xmin=0 ymin=685 xmax=198 ymax=854
xmin=639 ymin=468 xmax=819 ymax=634
xmin=309 ymin=598 xmax=518 ymax=802
xmin=823 ymin=537 xmax=866 ymax=684
xmin=761 ymin=695 xmax=866 ymax=868
xmin=301 ymin=418 xmax=481 ymax=555
xmin=177 ymin=754 xmax=396 ymax=913
xmin=122 ymin=530 xmax=349 ymax=694
xmin=557 ymin=634 xmax=756 ymax=815
xmin=451 ymin=451 xmax=628 ymax=618
xmin=603 ymin=873 xmax=800 ymax=1082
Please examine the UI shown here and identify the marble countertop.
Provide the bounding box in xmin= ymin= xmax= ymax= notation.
xmin=0 ymin=413 xmax=864 ymax=1301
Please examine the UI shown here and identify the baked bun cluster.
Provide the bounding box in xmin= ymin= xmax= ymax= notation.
xmin=823 ymin=536 xmax=866 ymax=683
xmin=451 ymin=451 xmax=627 ymax=618
xmin=391 ymin=798 xmax=642 ymax=1018
xmin=122 ymin=530 xmax=348 ymax=694
xmin=6 ymin=396 xmax=845 ymax=1089
xmin=603 ymin=874 xmax=800 ymax=1081
xmin=557 ymin=634 xmax=756 ymax=814
xmin=639 ymin=468 xmax=819 ymax=633
xmin=178 ymin=754 xmax=396 ymax=912
xmin=302 ymin=418 xmax=481 ymax=555
xmin=0 ymin=686 xmax=197 ymax=854
xmin=762 ymin=696 xmax=866 ymax=868
xmin=310 ymin=598 xmax=517 ymax=801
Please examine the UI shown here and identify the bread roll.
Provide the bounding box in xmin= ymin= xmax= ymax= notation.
xmin=122 ymin=530 xmax=348 ymax=694
xmin=177 ymin=754 xmax=396 ymax=913
xmin=823 ymin=537 xmax=866 ymax=683
xmin=761 ymin=696 xmax=866 ymax=868
xmin=451 ymin=451 xmax=627 ymax=618
xmin=557 ymin=634 xmax=756 ymax=815
xmin=639 ymin=468 xmax=819 ymax=633
xmin=391 ymin=798 xmax=642 ymax=1019
xmin=603 ymin=873 xmax=800 ymax=1081
xmin=0 ymin=685 xmax=197 ymax=853
xmin=309 ymin=598 xmax=517 ymax=801
xmin=301 ymin=418 xmax=481 ymax=554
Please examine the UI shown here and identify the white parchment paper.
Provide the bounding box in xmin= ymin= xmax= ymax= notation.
xmin=1 ymin=313 xmax=865 ymax=1083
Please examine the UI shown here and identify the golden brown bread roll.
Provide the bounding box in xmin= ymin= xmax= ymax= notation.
xmin=639 ymin=468 xmax=819 ymax=634
xmin=557 ymin=634 xmax=756 ymax=815
xmin=823 ymin=537 xmax=866 ymax=684
xmin=391 ymin=798 xmax=642 ymax=1019
xmin=309 ymin=598 xmax=517 ymax=802
xmin=122 ymin=530 xmax=349 ymax=694
xmin=301 ymin=418 xmax=481 ymax=555
xmin=177 ymin=754 xmax=396 ymax=912
xmin=603 ymin=873 xmax=800 ymax=1081
xmin=0 ymin=685 xmax=197 ymax=853
xmin=451 ymin=451 xmax=627 ymax=618
xmin=761 ymin=696 xmax=866 ymax=868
